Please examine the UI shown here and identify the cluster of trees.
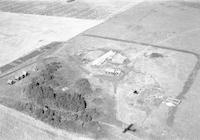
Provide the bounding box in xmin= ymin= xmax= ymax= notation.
xmin=26 ymin=61 xmax=61 ymax=106
xmin=34 ymin=105 xmax=62 ymax=126
xmin=45 ymin=62 xmax=62 ymax=74
xmin=27 ymin=82 xmax=54 ymax=100
xmin=15 ymin=102 xmax=63 ymax=127
xmin=39 ymin=61 xmax=62 ymax=85
xmin=26 ymin=80 xmax=87 ymax=112
xmin=56 ymin=92 xmax=87 ymax=112
xmin=73 ymin=78 xmax=93 ymax=96
xmin=15 ymin=100 xmax=96 ymax=130
xmin=22 ymin=61 xmax=100 ymax=131
xmin=26 ymin=61 xmax=93 ymax=112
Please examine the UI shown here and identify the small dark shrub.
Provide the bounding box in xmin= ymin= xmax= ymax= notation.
xmin=80 ymin=111 xmax=92 ymax=123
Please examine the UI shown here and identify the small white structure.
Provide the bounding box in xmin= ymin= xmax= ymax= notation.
xmin=19 ymin=71 xmax=29 ymax=79
xmin=14 ymin=75 xmax=21 ymax=81
xmin=62 ymin=87 xmax=69 ymax=91
xmin=7 ymin=79 xmax=15 ymax=85
xmin=111 ymin=53 xmax=127 ymax=64
xmin=91 ymin=50 xmax=116 ymax=66
xmin=104 ymin=68 xmax=122 ymax=76
xmin=22 ymin=71 xmax=29 ymax=76
xmin=14 ymin=71 xmax=29 ymax=81
xmin=164 ymin=97 xmax=181 ymax=107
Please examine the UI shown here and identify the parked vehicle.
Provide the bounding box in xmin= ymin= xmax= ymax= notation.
xmin=7 ymin=79 xmax=15 ymax=85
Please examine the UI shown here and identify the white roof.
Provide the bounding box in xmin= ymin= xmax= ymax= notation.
xmin=111 ymin=53 xmax=127 ymax=64
xmin=91 ymin=50 xmax=116 ymax=66
xmin=165 ymin=102 xmax=176 ymax=107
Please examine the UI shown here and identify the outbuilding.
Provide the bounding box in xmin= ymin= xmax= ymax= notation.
xmin=104 ymin=68 xmax=122 ymax=76
xmin=7 ymin=79 xmax=15 ymax=85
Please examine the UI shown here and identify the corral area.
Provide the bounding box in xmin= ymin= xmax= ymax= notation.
xmin=54 ymin=35 xmax=197 ymax=139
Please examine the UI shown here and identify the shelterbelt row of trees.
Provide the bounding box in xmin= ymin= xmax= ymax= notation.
xmin=15 ymin=60 xmax=100 ymax=133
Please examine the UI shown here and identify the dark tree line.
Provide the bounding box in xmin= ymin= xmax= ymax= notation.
xmin=56 ymin=92 xmax=87 ymax=112
xmin=20 ymin=61 xmax=99 ymax=131
xmin=26 ymin=79 xmax=87 ymax=112
xmin=15 ymin=100 xmax=95 ymax=130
